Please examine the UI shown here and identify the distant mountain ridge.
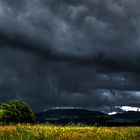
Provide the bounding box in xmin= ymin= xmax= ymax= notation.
xmin=112 ymin=111 xmax=140 ymax=120
xmin=36 ymin=108 xmax=107 ymax=120
xmin=36 ymin=109 xmax=140 ymax=126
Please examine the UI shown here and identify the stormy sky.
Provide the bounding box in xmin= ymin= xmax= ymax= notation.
xmin=0 ymin=0 xmax=140 ymax=112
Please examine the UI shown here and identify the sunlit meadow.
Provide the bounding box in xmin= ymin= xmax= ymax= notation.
xmin=0 ymin=125 xmax=140 ymax=140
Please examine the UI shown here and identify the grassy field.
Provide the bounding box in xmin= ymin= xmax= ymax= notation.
xmin=0 ymin=125 xmax=140 ymax=140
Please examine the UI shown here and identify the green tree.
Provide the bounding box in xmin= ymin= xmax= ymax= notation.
xmin=0 ymin=100 xmax=36 ymax=123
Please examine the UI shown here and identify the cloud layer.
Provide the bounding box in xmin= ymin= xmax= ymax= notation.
xmin=0 ymin=0 xmax=140 ymax=112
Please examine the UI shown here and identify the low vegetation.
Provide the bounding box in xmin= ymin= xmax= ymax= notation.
xmin=0 ymin=124 xmax=140 ymax=140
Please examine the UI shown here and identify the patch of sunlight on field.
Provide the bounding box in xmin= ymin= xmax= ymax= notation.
xmin=0 ymin=124 xmax=140 ymax=140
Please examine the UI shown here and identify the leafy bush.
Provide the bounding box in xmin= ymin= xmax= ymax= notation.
xmin=0 ymin=100 xmax=36 ymax=123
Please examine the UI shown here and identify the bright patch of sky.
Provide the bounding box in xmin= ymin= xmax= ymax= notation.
xmin=108 ymin=112 xmax=117 ymax=115
xmin=109 ymin=106 xmax=140 ymax=115
xmin=119 ymin=106 xmax=140 ymax=112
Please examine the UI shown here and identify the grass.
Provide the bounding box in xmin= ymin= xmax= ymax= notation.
xmin=0 ymin=124 xmax=140 ymax=140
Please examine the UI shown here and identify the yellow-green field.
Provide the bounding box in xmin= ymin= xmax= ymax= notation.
xmin=0 ymin=125 xmax=140 ymax=140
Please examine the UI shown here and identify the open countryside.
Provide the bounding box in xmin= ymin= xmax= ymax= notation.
xmin=0 ymin=125 xmax=140 ymax=140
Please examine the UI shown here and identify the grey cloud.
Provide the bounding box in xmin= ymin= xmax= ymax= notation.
xmin=0 ymin=0 xmax=140 ymax=61
xmin=0 ymin=47 xmax=140 ymax=112
xmin=0 ymin=0 xmax=140 ymax=112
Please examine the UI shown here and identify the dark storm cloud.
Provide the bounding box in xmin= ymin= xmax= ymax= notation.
xmin=0 ymin=0 xmax=139 ymax=60
xmin=0 ymin=0 xmax=140 ymax=112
